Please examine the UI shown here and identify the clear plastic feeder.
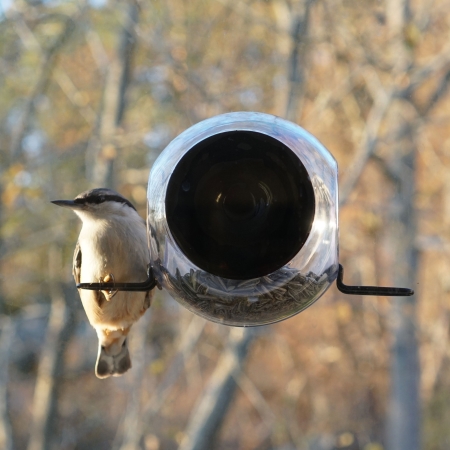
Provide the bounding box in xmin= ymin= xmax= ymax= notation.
xmin=147 ymin=112 xmax=339 ymax=326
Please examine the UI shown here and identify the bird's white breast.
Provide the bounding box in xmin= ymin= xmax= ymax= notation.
xmin=77 ymin=211 xmax=150 ymax=330
xmin=78 ymin=213 xmax=148 ymax=282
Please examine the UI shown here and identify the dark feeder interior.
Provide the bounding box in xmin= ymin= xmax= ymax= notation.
xmin=165 ymin=131 xmax=315 ymax=280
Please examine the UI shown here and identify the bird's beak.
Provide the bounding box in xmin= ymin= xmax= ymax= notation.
xmin=51 ymin=200 xmax=85 ymax=210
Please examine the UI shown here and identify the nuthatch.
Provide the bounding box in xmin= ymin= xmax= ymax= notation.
xmin=52 ymin=188 xmax=153 ymax=378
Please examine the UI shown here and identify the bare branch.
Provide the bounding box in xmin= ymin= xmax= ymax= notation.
xmin=284 ymin=0 xmax=313 ymax=121
xmin=237 ymin=372 xmax=275 ymax=429
xmin=27 ymin=246 xmax=77 ymax=450
xmin=339 ymin=86 xmax=394 ymax=205
xmin=420 ymin=68 xmax=450 ymax=115
xmin=8 ymin=13 xmax=77 ymax=160
xmin=399 ymin=43 xmax=450 ymax=99
xmin=0 ymin=317 xmax=14 ymax=450
xmin=178 ymin=327 xmax=255 ymax=450
xmin=87 ymin=1 xmax=140 ymax=188
xmin=117 ymin=310 xmax=153 ymax=450
xmin=142 ymin=314 xmax=206 ymax=421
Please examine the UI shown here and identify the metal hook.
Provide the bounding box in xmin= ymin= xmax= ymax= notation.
xmin=336 ymin=264 xmax=414 ymax=296
xmin=77 ymin=265 xmax=158 ymax=292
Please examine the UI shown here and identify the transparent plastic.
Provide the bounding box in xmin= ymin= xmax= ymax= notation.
xmin=147 ymin=112 xmax=339 ymax=326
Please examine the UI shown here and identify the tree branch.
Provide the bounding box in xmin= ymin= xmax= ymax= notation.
xmin=339 ymin=87 xmax=394 ymax=205
xmin=142 ymin=314 xmax=206 ymax=421
xmin=284 ymin=0 xmax=313 ymax=121
xmin=27 ymin=246 xmax=77 ymax=450
xmin=87 ymin=0 xmax=140 ymax=189
xmin=0 ymin=317 xmax=14 ymax=450
xmin=8 ymin=13 xmax=77 ymax=160
xmin=178 ymin=327 xmax=255 ymax=450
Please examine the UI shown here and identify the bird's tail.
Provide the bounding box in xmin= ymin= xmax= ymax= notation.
xmin=95 ymin=338 xmax=131 ymax=379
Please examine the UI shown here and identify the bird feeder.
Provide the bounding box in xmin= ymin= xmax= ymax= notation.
xmin=142 ymin=112 xmax=413 ymax=326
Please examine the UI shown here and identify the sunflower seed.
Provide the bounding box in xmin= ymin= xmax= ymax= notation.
xmin=158 ymin=265 xmax=331 ymax=324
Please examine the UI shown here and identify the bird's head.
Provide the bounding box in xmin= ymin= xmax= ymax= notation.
xmin=51 ymin=188 xmax=139 ymax=221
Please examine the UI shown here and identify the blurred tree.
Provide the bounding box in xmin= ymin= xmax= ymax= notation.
xmin=178 ymin=328 xmax=255 ymax=450
xmin=87 ymin=0 xmax=140 ymax=189
xmin=27 ymin=246 xmax=77 ymax=450
xmin=383 ymin=2 xmax=421 ymax=447
xmin=0 ymin=0 xmax=449 ymax=449
xmin=0 ymin=317 xmax=14 ymax=450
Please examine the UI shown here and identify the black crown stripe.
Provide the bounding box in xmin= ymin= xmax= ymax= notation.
xmin=74 ymin=194 xmax=137 ymax=211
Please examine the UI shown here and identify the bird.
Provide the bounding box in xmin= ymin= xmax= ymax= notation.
xmin=52 ymin=188 xmax=153 ymax=379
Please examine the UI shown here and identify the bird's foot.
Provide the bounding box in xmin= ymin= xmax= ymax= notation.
xmin=101 ymin=273 xmax=118 ymax=300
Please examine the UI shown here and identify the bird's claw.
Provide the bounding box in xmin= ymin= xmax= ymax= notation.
xmin=101 ymin=273 xmax=118 ymax=300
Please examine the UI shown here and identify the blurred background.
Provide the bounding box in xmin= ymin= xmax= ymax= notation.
xmin=0 ymin=0 xmax=449 ymax=449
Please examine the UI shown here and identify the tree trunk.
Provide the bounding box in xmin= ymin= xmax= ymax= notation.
xmin=0 ymin=317 xmax=14 ymax=450
xmin=118 ymin=310 xmax=152 ymax=450
xmin=384 ymin=1 xmax=421 ymax=449
xmin=88 ymin=0 xmax=139 ymax=189
xmin=27 ymin=247 xmax=77 ymax=450
xmin=385 ymin=133 xmax=421 ymax=450
xmin=284 ymin=0 xmax=313 ymax=122
xmin=178 ymin=328 xmax=255 ymax=450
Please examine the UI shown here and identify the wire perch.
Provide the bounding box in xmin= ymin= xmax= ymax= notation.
xmin=336 ymin=264 xmax=414 ymax=296
xmin=76 ymin=265 xmax=157 ymax=292
xmin=76 ymin=263 xmax=414 ymax=297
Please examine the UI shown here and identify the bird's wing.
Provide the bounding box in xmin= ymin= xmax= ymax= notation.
xmin=73 ymin=241 xmax=106 ymax=307
xmin=73 ymin=241 xmax=82 ymax=285
xmin=144 ymin=289 xmax=153 ymax=310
